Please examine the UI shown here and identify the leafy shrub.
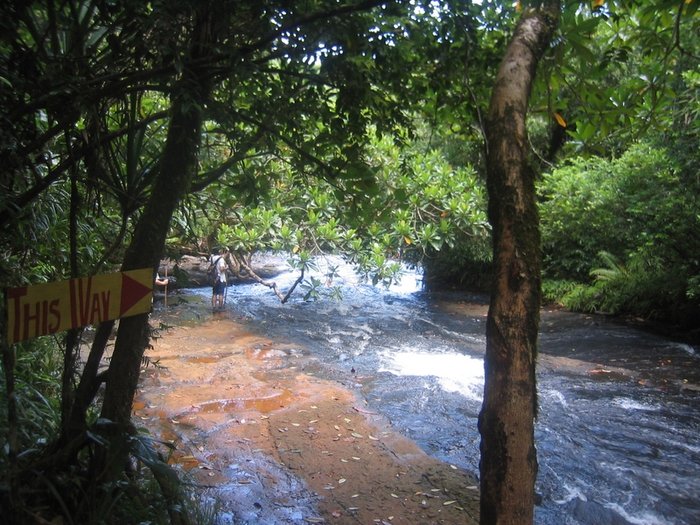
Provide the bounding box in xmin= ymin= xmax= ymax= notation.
xmin=539 ymin=142 xmax=700 ymax=326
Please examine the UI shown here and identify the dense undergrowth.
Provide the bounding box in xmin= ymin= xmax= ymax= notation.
xmin=0 ymin=336 xmax=218 ymax=525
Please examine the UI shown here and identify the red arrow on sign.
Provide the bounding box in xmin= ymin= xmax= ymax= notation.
xmin=120 ymin=271 xmax=153 ymax=316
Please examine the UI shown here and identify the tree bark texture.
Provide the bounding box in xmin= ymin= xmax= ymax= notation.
xmin=478 ymin=3 xmax=559 ymax=525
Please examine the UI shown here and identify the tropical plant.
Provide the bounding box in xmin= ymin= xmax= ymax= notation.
xmin=540 ymin=142 xmax=700 ymax=326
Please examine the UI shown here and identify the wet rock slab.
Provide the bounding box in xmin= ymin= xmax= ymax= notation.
xmin=135 ymin=315 xmax=480 ymax=524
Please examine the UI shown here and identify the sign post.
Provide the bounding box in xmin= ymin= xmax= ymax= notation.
xmin=5 ymin=268 xmax=153 ymax=344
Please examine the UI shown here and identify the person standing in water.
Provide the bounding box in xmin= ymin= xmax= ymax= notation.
xmin=211 ymin=247 xmax=229 ymax=309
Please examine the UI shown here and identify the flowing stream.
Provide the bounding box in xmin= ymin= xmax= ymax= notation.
xmin=172 ymin=256 xmax=699 ymax=525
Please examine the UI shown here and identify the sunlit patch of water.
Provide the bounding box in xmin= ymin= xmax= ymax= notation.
xmin=378 ymin=349 xmax=484 ymax=401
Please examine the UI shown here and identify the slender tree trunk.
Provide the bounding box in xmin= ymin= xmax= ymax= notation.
xmin=96 ymin=2 xmax=221 ymax=483
xmin=99 ymin=100 xmax=204 ymax=431
xmin=478 ymin=3 xmax=559 ymax=525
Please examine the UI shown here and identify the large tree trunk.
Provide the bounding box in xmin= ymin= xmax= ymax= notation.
xmin=478 ymin=3 xmax=559 ymax=525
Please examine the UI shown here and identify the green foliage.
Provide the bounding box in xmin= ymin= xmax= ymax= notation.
xmin=555 ymin=250 xmax=694 ymax=324
xmin=531 ymin=0 xmax=700 ymax=157
xmin=204 ymin=125 xmax=491 ymax=294
xmin=540 ymin=143 xmax=700 ymax=326
xmin=0 ymin=338 xmax=63 ymax=452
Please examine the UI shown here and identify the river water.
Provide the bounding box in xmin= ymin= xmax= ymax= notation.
xmin=174 ymin=256 xmax=699 ymax=525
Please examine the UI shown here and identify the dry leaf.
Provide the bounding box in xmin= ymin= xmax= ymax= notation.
xmin=338 ymin=478 xmax=346 ymax=484
xmin=351 ymin=432 xmax=363 ymax=438
xmin=368 ymin=435 xmax=379 ymax=441
xmin=443 ymin=500 xmax=456 ymax=506
xmin=554 ymin=111 xmax=567 ymax=127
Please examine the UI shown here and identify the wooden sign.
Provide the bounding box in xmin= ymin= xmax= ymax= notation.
xmin=5 ymin=268 xmax=153 ymax=344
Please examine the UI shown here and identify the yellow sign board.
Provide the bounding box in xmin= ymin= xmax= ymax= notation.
xmin=5 ymin=268 xmax=153 ymax=344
